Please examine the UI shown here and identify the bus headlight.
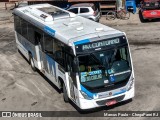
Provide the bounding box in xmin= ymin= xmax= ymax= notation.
xmin=127 ymin=77 xmax=134 ymax=91
xmin=80 ymin=91 xmax=93 ymax=100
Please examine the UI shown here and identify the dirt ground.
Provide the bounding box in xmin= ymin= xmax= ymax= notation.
xmin=0 ymin=2 xmax=160 ymax=120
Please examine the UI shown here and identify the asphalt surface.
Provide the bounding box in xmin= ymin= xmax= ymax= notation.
xmin=0 ymin=3 xmax=160 ymax=120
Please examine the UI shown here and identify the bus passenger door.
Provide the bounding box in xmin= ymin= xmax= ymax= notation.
xmin=34 ymin=31 xmax=44 ymax=70
xmin=66 ymin=55 xmax=77 ymax=102
xmin=34 ymin=31 xmax=51 ymax=74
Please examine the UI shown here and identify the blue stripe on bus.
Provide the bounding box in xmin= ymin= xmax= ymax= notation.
xmin=44 ymin=26 xmax=55 ymax=36
xmin=113 ymin=89 xmax=126 ymax=96
xmin=80 ymin=84 xmax=97 ymax=99
xmin=74 ymin=39 xmax=90 ymax=45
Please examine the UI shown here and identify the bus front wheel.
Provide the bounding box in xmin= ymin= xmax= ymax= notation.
xmin=63 ymin=83 xmax=69 ymax=103
xmin=29 ymin=54 xmax=36 ymax=72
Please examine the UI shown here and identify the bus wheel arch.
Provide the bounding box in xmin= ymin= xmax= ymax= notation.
xmin=28 ymin=52 xmax=36 ymax=71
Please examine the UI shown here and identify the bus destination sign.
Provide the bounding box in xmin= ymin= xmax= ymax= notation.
xmin=75 ymin=36 xmax=127 ymax=53
xmin=82 ymin=38 xmax=119 ymax=51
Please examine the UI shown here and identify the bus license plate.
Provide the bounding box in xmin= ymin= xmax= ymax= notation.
xmin=106 ymin=100 xmax=117 ymax=106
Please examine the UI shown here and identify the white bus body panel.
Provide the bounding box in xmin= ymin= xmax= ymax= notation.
xmin=13 ymin=4 xmax=135 ymax=110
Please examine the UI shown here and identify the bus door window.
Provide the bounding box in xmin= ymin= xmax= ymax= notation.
xmin=66 ymin=54 xmax=77 ymax=100
xmin=34 ymin=31 xmax=45 ymax=71
xmin=66 ymin=55 xmax=77 ymax=80
xmin=44 ymin=34 xmax=53 ymax=54
xmin=35 ymin=31 xmax=44 ymax=51
xmin=43 ymin=34 xmax=54 ymax=74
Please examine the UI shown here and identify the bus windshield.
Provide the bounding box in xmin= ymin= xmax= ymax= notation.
xmin=78 ymin=46 xmax=131 ymax=90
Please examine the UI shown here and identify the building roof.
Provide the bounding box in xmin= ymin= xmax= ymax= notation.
xmin=70 ymin=3 xmax=94 ymax=8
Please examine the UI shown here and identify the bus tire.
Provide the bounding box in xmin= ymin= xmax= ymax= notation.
xmin=29 ymin=54 xmax=36 ymax=72
xmin=63 ymin=83 xmax=69 ymax=103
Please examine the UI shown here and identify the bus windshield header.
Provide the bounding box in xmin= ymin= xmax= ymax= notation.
xmin=75 ymin=36 xmax=127 ymax=54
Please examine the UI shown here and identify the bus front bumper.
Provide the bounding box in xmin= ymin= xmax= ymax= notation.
xmin=78 ymin=85 xmax=134 ymax=110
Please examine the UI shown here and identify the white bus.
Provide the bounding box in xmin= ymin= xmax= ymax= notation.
xmin=13 ymin=4 xmax=135 ymax=110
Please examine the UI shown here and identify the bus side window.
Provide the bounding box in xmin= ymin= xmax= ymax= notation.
xmin=14 ymin=15 xmax=21 ymax=34
xmin=66 ymin=55 xmax=74 ymax=72
xmin=27 ymin=23 xmax=35 ymax=44
xmin=21 ymin=19 xmax=28 ymax=40
xmin=66 ymin=54 xmax=77 ymax=87
xmin=53 ymin=40 xmax=65 ymax=67
xmin=66 ymin=55 xmax=78 ymax=73
xmin=43 ymin=33 xmax=53 ymax=54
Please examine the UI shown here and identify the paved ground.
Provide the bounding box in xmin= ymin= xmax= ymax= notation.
xmin=0 ymin=2 xmax=160 ymax=120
